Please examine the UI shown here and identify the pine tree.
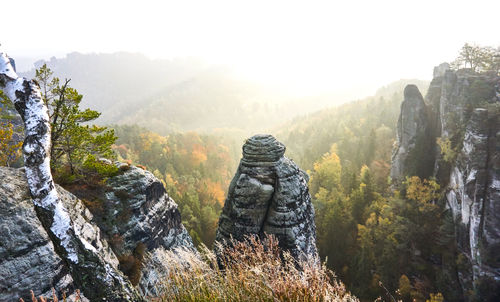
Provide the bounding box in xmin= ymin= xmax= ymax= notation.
xmin=34 ymin=64 xmax=117 ymax=179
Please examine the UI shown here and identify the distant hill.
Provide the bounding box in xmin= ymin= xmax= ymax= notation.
xmin=20 ymin=52 xmax=208 ymax=123
xmin=19 ymin=52 xmax=374 ymax=135
xmin=115 ymin=66 xmax=310 ymax=134
xmin=20 ymin=53 xmax=429 ymax=139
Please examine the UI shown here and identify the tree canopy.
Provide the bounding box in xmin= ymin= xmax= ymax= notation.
xmin=452 ymin=43 xmax=500 ymax=74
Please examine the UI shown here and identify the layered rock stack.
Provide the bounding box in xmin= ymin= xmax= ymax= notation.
xmin=215 ymin=134 xmax=317 ymax=260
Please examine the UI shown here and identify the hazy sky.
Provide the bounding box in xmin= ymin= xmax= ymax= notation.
xmin=2 ymin=0 xmax=500 ymax=97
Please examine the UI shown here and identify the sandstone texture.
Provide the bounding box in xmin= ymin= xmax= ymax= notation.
xmin=98 ymin=163 xmax=194 ymax=295
xmin=447 ymin=108 xmax=500 ymax=292
xmin=391 ymin=66 xmax=500 ymax=298
xmin=216 ymin=134 xmax=317 ymax=260
xmin=103 ymin=164 xmax=193 ymax=253
xmin=391 ymin=84 xmax=433 ymax=182
xmin=0 ymin=167 xmax=88 ymax=301
xmin=0 ymin=164 xmax=195 ymax=300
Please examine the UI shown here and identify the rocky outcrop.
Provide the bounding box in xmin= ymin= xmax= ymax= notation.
xmin=390 ymin=84 xmax=434 ymax=182
xmin=0 ymin=167 xmax=72 ymax=301
xmin=0 ymin=164 xmax=195 ymax=300
xmin=1 ymin=52 xmax=143 ymax=301
xmin=447 ymin=108 xmax=500 ymax=294
xmin=391 ymin=65 xmax=500 ymax=299
xmin=215 ymin=134 xmax=317 ymax=260
xmin=424 ymin=69 xmax=500 ymax=297
xmin=96 ymin=163 xmax=194 ymax=295
xmin=1 ymin=53 xmax=195 ymax=300
xmin=0 ymin=167 xmax=91 ymax=301
xmin=102 ymin=163 xmax=193 ymax=253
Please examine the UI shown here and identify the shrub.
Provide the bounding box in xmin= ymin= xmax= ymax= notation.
xmin=82 ymin=155 xmax=119 ymax=178
xmin=118 ymin=243 xmax=147 ymax=286
xmin=436 ymin=137 xmax=457 ymax=163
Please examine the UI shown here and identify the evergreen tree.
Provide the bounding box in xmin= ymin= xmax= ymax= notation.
xmin=34 ymin=64 xmax=117 ymax=179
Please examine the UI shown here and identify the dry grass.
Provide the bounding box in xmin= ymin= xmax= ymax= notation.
xmin=20 ymin=288 xmax=81 ymax=302
xmin=150 ymin=235 xmax=358 ymax=302
xmin=24 ymin=236 xmax=357 ymax=301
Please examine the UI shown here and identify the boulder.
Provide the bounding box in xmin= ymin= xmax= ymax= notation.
xmin=0 ymin=163 xmax=196 ymax=300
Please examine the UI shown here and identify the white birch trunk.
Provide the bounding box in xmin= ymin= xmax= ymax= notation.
xmin=0 ymin=52 xmax=143 ymax=301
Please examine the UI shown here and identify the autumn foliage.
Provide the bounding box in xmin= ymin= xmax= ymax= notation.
xmin=0 ymin=122 xmax=22 ymax=167
xmin=112 ymin=125 xmax=238 ymax=247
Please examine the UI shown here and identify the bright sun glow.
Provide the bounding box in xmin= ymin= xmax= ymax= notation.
xmin=2 ymin=0 xmax=500 ymax=97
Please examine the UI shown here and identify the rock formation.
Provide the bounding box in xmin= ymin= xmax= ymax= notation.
xmin=101 ymin=163 xmax=193 ymax=253
xmin=391 ymin=65 xmax=500 ymax=298
xmin=447 ymin=107 xmax=500 ymax=294
xmin=216 ymin=134 xmax=317 ymax=260
xmin=92 ymin=163 xmax=195 ymax=295
xmin=0 ymin=53 xmax=194 ymax=300
xmin=390 ymin=84 xmax=434 ymax=182
xmin=0 ymin=167 xmax=77 ymax=301
xmin=0 ymin=167 xmax=118 ymax=301
xmin=0 ymin=163 xmax=195 ymax=300
xmin=0 ymin=52 xmax=143 ymax=301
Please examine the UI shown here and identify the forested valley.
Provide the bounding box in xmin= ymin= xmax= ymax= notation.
xmin=1 ymin=43 xmax=499 ymax=302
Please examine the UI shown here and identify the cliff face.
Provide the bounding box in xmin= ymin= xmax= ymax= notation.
xmin=94 ymin=163 xmax=195 ymax=295
xmin=447 ymin=108 xmax=500 ymax=290
xmin=0 ymin=167 xmax=104 ymax=302
xmin=215 ymin=134 xmax=317 ymax=260
xmin=0 ymin=164 xmax=194 ymax=300
xmin=102 ymin=164 xmax=193 ymax=252
xmin=391 ymin=65 xmax=500 ymax=298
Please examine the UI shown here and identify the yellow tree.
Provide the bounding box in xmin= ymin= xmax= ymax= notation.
xmin=0 ymin=90 xmax=22 ymax=167
xmin=309 ymin=146 xmax=342 ymax=196
xmin=404 ymin=176 xmax=440 ymax=206
xmin=398 ymin=274 xmax=412 ymax=301
xmin=0 ymin=122 xmax=22 ymax=167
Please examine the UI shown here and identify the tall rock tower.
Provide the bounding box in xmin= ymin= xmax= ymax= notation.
xmin=390 ymin=84 xmax=434 ymax=183
xmin=215 ymin=134 xmax=317 ymax=260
